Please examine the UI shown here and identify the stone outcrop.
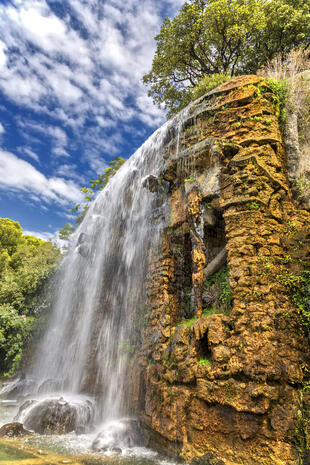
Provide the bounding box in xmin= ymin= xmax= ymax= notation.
xmin=0 ymin=422 xmax=33 ymax=437
xmin=132 ymin=75 xmax=310 ymax=465
xmin=16 ymin=396 xmax=95 ymax=434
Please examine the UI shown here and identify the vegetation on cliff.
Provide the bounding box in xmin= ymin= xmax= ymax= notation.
xmin=59 ymin=156 xmax=125 ymax=240
xmin=0 ymin=218 xmax=60 ymax=375
xmin=143 ymin=0 xmax=310 ymax=115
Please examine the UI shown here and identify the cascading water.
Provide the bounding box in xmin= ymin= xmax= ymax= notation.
xmin=1 ymin=110 xmax=188 ymax=454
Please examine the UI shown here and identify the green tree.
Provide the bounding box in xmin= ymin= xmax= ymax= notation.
xmin=58 ymin=223 xmax=75 ymax=241
xmin=250 ymin=0 xmax=310 ymax=72
xmin=0 ymin=218 xmax=60 ymax=375
xmin=59 ymin=156 xmax=126 ymax=239
xmin=143 ymin=0 xmax=310 ymax=116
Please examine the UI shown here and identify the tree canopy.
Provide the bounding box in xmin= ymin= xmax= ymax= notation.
xmin=143 ymin=0 xmax=310 ymax=116
xmin=0 ymin=218 xmax=60 ymax=375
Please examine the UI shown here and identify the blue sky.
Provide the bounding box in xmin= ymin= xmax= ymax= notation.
xmin=0 ymin=0 xmax=183 ymax=241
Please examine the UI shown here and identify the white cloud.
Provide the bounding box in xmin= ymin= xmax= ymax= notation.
xmin=55 ymin=163 xmax=84 ymax=183
xmin=0 ymin=0 xmax=168 ymax=136
xmin=0 ymin=122 xmax=5 ymax=134
xmin=17 ymin=120 xmax=70 ymax=158
xmin=0 ymin=40 xmax=7 ymax=68
xmin=0 ymin=0 xmax=186 ymax=185
xmin=23 ymin=229 xmax=55 ymax=242
xmin=22 ymin=147 xmax=40 ymax=163
xmin=23 ymin=228 xmax=67 ymax=249
xmin=0 ymin=150 xmax=83 ymax=206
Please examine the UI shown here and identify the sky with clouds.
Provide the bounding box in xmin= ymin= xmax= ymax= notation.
xmin=0 ymin=0 xmax=184 ymax=241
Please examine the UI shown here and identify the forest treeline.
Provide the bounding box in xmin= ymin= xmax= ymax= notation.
xmin=0 ymin=218 xmax=60 ymax=376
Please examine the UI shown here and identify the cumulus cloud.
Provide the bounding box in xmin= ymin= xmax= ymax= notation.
xmin=0 ymin=0 xmax=185 ymax=170
xmin=0 ymin=150 xmax=83 ymax=206
xmin=0 ymin=0 xmax=165 ymax=123
xmin=0 ymin=0 xmax=185 ymax=220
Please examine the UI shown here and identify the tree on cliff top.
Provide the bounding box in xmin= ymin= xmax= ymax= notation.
xmin=143 ymin=0 xmax=310 ymax=116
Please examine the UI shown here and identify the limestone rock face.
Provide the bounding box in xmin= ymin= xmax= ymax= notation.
xmin=130 ymin=75 xmax=310 ymax=465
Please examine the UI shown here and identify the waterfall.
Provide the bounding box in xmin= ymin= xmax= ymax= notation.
xmin=21 ymin=110 xmax=187 ymax=436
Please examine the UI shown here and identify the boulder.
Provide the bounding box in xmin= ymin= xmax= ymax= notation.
xmin=142 ymin=175 xmax=159 ymax=193
xmin=37 ymin=379 xmax=62 ymax=394
xmin=16 ymin=396 xmax=94 ymax=434
xmin=0 ymin=422 xmax=33 ymax=437
xmin=92 ymin=418 xmax=143 ymax=452
xmin=0 ymin=376 xmax=36 ymax=399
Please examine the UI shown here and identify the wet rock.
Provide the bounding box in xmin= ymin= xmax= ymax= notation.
xmin=0 ymin=422 xmax=33 ymax=437
xmin=16 ymin=396 xmax=94 ymax=434
xmin=92 ymin=418 xmax=143 ymax=452
xmin=77 ymin=244 xmax=89 ymax=258
xmin=0 ymin=376 xmax=36 ymax=399
xmin=37 ymin=378 xmax=62 ymax=394
xmin=191 ymin=453 xmax=225 ymax=465
xmin=142 ymin=175 xmax=159 ymax=193
xmin=77 ymin=232 xmax=88 ymax=245
xmin=203 ymin=206 xmax=217 ymax=227
xmin=111 ymin=447 xmax=122 ymax=454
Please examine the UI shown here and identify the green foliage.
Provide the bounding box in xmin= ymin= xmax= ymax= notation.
xmin=257 ymin=0 xmax=310 ymax=68
xmin=266 ymin=77 xmax=290 ymax=123
xmin=248 ymin=201 xmax=260 ymax=210
xmin=184 ymin=176 xmax=196 ymax=182
xmin=290 ymin=271 xmax=310 ymax=331
xmin=202 ymin=306 xmax=224 ymax=316
xmin=191 ymin=74 xmax=231 ymax=101
xmin=0 ymin=218 xmax=60 ymax=375
xmin=293 ymin=390 xmax=310 ymax=461
xmin=58 ymin=223 xmax=75 ymax=241
xmin=60 ymin=157 xmax=126 ymax=239
xmin=197 ymin=357 xmax=212 ymax=366
xmin=143 ymin=0 xmax=310 ymax=115
xmin=273 ymin=265 xmax=310 ymax=335
xmin=296 ymin=175 xmax=310 ymax=194
xmin=178 ymin=306 xmax=225 ymax=326
xmin=179 ymin=316 xmax=197 ymax=327
xmin=0 ymin=305 xmax=36 ymax=376
xmin=205 ymin=267 xmax=232 ymax=311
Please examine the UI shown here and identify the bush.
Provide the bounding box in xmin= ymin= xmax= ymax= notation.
xmin=191 ymin=74 xmax=231 ymax=101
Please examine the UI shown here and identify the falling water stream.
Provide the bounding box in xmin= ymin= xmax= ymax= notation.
xmin=0 ymin=110 xmax=188 ymax=462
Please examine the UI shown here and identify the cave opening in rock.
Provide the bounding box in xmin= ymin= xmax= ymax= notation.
xmin=198 ymin=332 xmax=212 ymax=361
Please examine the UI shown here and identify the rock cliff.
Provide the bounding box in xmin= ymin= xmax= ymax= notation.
xmin=131 ymin=75 xmax=310 ymax=465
